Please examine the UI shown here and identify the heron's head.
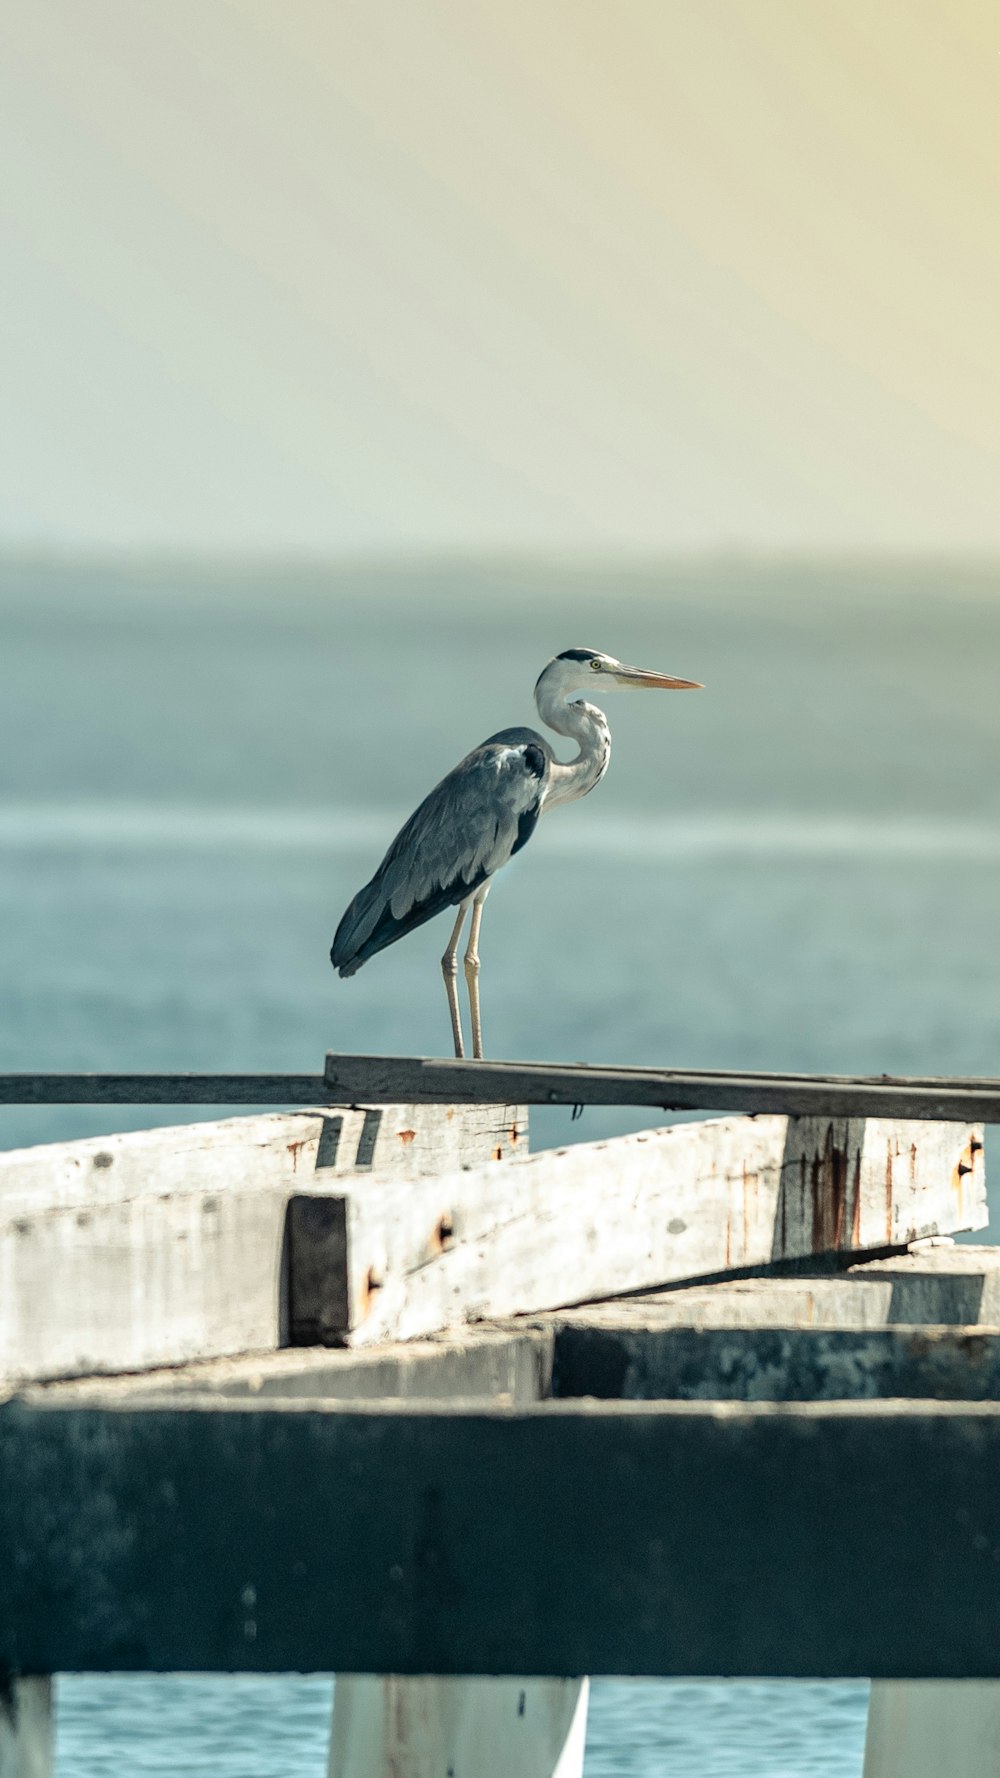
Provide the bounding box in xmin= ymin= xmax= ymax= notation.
xmin=536 ymin=647 xmax=703 ymax=704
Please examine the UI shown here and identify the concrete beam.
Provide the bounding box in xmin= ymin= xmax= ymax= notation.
xmin=4 ymin=1393 xmax=1000 ymax=1677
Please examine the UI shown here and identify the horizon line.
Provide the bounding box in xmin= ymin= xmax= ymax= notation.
xmin=1 ymin=543 xmax=1000 ymax=581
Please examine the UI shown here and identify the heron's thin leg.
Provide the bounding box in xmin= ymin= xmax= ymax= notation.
xmin=464 ymin=884 xmax=490 ymax=1061
xmin=441 ymin=902 xmax=470 ymax=1059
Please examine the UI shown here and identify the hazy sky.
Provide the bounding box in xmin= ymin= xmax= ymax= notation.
xmin=2 ymin=2 xmax=998 ymax=555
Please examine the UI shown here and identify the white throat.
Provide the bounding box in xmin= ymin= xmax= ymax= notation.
xmin=535 ymin=668 xmax=612 ymax=811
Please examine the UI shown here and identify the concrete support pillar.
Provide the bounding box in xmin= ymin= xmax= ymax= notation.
xmin=0 ymin=1679 xmax=53 ymax=1778
xmin=865 ymin=1681 xmax=1000 ymax=1778
xmin=329 ymin=1675 xmax=589 ymax=1778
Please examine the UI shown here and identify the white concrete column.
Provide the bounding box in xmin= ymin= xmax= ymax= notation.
xmin=329 ymin=1675 xmax=589 ymax=1778
xmin=864 ymin=1680 xmax=1000 ymax=1778
xmin=0 ymin=1679 xmax=53 ymax=1778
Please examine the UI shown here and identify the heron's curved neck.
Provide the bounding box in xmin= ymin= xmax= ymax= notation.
xmin=535 ymin=678 xmax=611 ymax=810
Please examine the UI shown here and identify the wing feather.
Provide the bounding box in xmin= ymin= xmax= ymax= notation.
xmin=331 ymin=737 xmax=549 ymax=976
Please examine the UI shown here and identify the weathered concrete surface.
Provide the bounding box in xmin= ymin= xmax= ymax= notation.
xmin=862 ymin=1250 xmax=1000 ymax=1777
xmin=39 ymin=1318 xmax=1000 ymax=1408
xmin=37 ymin=1331 xmax=553 ymax=1406
xmin=328 ymin=1677 xmax=589 ymax=1778
xmin=551 ymin=1323 xmax=1000 ymax=1401
xmin=0 ymin=1104 xmax=526 ymax=1384
xmin=540 ymin=1246 xmax=1000 ymax=1334
xmin=337 ymin=1116 xmax=986 ymax=1346
xmin=864 ymin=1681 xmax=1000 ymax=1778
xmin=0 ymin=1110 xmax=982 ymax=1376
xmin=4 ymin=1395 xmax=1000 ymax=1676
xmin=0 ymin=1103 xmax=527 ymax=1215
xmin=0 ymin=1678 xmax=52 ymax=1778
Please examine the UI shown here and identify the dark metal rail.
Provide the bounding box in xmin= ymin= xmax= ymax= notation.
xmin=0 ymin=1074 xmax=327 ymax=1105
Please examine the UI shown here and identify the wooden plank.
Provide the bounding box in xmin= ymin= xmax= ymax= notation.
xmin=6 ymin=1393 xmax=1000 ymax=1676
xmin=330 ymin=1116 xmax=984 ymax=1346
xmin=550 ymin=1324 xmax=1000 ymax=1401
xmin=0 ymin=1105 xmax=526 ymax=1384
xmin=3 ymin=1060 xmax=1000 ymax=1121
xmin=325 ymin=1055 xmax=1000 ymax=1122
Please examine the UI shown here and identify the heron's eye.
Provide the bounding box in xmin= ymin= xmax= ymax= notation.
xmin=590 ymin=658 xmax=603 ymax=671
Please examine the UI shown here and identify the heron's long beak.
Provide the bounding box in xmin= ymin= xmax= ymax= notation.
xmin=612 ymin=664 xmax=704 ymax=690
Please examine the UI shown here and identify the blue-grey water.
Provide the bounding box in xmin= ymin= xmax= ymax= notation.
xmin=3 ymin=555 xmax=999 ymax=1775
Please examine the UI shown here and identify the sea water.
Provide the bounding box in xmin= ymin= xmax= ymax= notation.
xmin=2 ymin=555 xmax=998 ymax=1775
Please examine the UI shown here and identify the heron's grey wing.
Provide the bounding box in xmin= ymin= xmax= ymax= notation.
xmin=331 ymin=738 xmax=549 ymax=976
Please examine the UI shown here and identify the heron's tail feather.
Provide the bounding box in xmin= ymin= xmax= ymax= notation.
xmin=332 ymin=868 xmax=487 ymax=977
xmin=331 ymin=878 xmax=387 ymax=977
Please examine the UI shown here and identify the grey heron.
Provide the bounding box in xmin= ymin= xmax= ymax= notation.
xmin=331 ymin=647 xmax=702 ymax=1059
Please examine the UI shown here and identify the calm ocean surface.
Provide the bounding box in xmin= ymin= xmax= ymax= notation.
xmin=2 ymin=556 xmax=999 ymax=1775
